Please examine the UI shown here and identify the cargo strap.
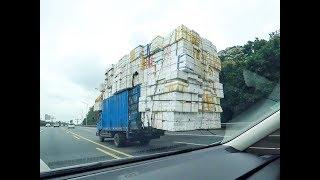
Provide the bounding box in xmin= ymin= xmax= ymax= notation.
xmin=146 ymin=43 xmax=151 ymax=57
xmin=149 ymin=53 xmax=166 ymax=124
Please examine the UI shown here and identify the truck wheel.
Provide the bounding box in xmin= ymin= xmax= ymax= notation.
xmin=114 ymin=133 xmax=126 ymax=147
xmin=140 ymin=139 xmax=150 ymax=145
xmin=99 ymin=136 xmax=105 ymax=142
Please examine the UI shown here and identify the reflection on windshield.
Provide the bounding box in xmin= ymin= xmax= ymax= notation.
xmin=222 ymin=69 xmax=280 ymax=143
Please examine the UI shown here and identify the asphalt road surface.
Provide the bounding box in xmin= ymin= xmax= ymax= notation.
xmin=40 ymin=126 xmax=225 ymax=170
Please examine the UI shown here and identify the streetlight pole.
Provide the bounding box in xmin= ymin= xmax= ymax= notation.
xmin=81 ymin=87 xmax=101 ymax=126
xmin=81 ymin=101 xmax=89 ymax=126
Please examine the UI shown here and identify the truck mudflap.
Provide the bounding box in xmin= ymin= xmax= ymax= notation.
xmin=142 ymin=130 xmax=163 ymax=139
xmin=127 ymin=128 xmax=165 ymax=141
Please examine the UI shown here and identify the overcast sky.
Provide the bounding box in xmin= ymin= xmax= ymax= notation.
xmin=40 ymin=0 xmax=280 ymax=123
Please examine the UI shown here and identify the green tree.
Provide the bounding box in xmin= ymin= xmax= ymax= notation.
xmin=219 ymin=31 xmax=280 ymax=122
xmin=82 ymin=106 xmax=100 ymax=125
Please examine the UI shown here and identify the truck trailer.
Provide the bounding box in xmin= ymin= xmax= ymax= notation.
xmin=96 ymin=85 xmax=164 ymax=147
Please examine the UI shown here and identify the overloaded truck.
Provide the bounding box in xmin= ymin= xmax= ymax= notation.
xmin=96 ymin=85 xmax=165 ymax=147
xmin=95 ymin=25 xmax=224 ymax=143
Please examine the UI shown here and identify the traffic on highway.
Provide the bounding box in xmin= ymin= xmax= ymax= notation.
xmin=40 ymin=0 xmax=279 ymax=178
xmin=40 ymin=125 xmax=225 ymax=169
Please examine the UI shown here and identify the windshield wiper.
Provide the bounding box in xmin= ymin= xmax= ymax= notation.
xmin=40 ymin=141 xmax=222 ymax=179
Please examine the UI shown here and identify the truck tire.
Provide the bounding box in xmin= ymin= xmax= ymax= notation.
xmin=114 ymin=133 xmax=126 ymax=147
xmin=140 ymin=139 xmax=150 ymax=145
xmin=99 ymin=136 xmax=105 ymax=142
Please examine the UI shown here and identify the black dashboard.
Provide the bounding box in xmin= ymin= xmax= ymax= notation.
xmin=48 ymin=144 xmax=279 ymax=180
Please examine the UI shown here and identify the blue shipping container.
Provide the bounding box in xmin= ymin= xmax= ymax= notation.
xmin=99 ymin=85 xmax=141 ymax=131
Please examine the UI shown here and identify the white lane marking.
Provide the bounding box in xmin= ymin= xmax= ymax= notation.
xmin=166 ymin=133 xmax=228 ymax=137
xmin=66 ymin=130 xmax=133 ymax=158
xmin=96 ymin=148 xmax=121 ymax=159
xmin=249 ymin=147 xmax=280 ymax=150
xmin=174 ymin=141 xmax=208 ymax=146
xmin=73 ymin=135 xmax=80 ymax=140
xmin=81 ymin=128 xmax=94 ymax=133
xmin=40 ymin=159 xmax=50 ymax=172
xmin=269 ymin=134 xmax=280 ymax=137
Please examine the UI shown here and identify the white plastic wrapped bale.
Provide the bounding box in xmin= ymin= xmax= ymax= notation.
xmin=175 ymin=25 xmax=201 ymax=47
xmin=200 ymin=120 xmax=221 ymax=129
xmin=129 ymin=57 xmax=141 ymax=72
xmin=142 ymin=112 xmax=200 ymax=131
xmin=177 ymin=54 xmax=203 ymax=75
xmin=159 ymin=69 xmax=202 ymax=84
xmin=200 ymin=101 xmax=221 ymax=112
xmin=215 ymin=89 xmax=224 ymax=98
xmin=140 ymin=80 xmax=201 ymax=96
xmin=150 ymin=36 xmax=164 ymax=54
xmin=204 ymin=67 xmax=219 ymax=82
xmin=105 ymin=64 xmax=115 ymax=76
xmin=104 ymin=66 xmax=114 ymax=84
xmin=93 ymin=93 xmax=103 ymax=111
xmin=214 ymin=105 xmax=223 ymax=113
xmin=197 ymin=112 xmax=221 ymax=129
xmin=152 ymin=92 xmax=199 ymax=102
xmin=166 ymin=44 xmax=194 ymax=58
xmin=214 ymin=82 xmax=223 ymax=90
xmin=160 ymin=120 xmax=200 ymax=131
xmin=143 ymin=37 xmax=164 ymax=58
xmin=162 ymin=46 xmax=204 ymax=78
xmin=163 ymin=25 xmax=201 ymax=48
xmin=130 ymin=46 xmax=143 ymax=62
xmin=201 ymin=103 xmax=215 ymax=112
xmin=163 ymin=30 xmax=176 ymax=47
xmin=128 ymin=59 xmax=143 ymax=85
xmin=164 ymin=40 xmax=202 ymax=63
xmin=202 ymin=112 xmax=221 ymax=121
xmin=202 ymin=90 xmax=215 ymax=104
xmin=201 ymin=37 xmax=217 ymax=55
xmin=104 ymin=88 xmax=112 ymax=99
xmin=165 ymin=80 xmax=200 ymax=94
xmin=104 ymin=80 xmax=112 ymax=90
xmin=111 ymin=86 xmax=116 ymax=95
xmin=150 ymin=101 xmax=198 ymax=112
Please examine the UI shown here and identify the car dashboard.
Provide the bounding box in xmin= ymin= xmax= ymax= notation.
xmin=44 ymin=144 xmax=280 ymax=180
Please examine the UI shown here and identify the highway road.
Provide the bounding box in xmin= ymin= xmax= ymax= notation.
xmin=40 ymin=126 xmax=225 ymax=170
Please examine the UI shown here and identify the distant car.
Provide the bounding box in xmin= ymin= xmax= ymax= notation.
xmin=53 ymin=123 xmax=60 ymax=127
xmin=45 ymin=123 xmax=51 ymax=127
xmin=68 ymin=124 xmax=75 ymax=129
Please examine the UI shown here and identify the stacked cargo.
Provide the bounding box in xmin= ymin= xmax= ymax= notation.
xmin=94 ymin=83 xmax=105 ymax=111
xmin=94 ymin=93 xmax=103 ymax=111
xmin=101 ymin=25 xmax=223 ymax=131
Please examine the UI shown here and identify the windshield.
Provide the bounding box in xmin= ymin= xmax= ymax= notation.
xmin=40 ymin=0 xmax=279 ymax=173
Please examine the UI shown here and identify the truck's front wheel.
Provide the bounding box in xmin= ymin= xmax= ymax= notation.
xmin=114 ymin=133 xmax=126 ymax=147
xmin=139 ymin=139 xmax=150 ymax=145
xmin=99 ymin=136 xmax=105 ymax=142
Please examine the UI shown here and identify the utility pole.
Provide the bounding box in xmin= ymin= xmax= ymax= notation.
xmin=81 ymin=101 xmax=89 ymax=126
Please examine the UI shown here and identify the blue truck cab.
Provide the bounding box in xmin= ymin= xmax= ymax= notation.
xmin=96 ymin=85 xmax=164 ymax=147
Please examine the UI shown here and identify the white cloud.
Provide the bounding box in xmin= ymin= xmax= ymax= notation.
xmin=40 ymin=0 xmax=279 ymax=122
